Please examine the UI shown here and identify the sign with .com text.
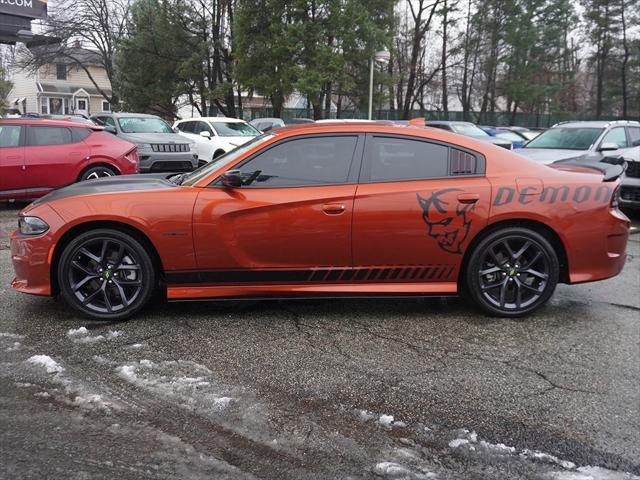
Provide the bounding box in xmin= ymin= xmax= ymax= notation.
xmin=0 ymin=0 xmax=47 ymax=19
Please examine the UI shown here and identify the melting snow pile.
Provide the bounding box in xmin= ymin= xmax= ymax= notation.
xmin=67 ymin=327 xmax=122 ymax=344
xmin=26 ymin=355 xmax=65 ymax=373
xmin=115 ymin=359 xmax=233 ymax=415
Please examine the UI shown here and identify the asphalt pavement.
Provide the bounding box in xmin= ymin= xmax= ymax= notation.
xmin=1 ymin=200 xmax=639 ymax=480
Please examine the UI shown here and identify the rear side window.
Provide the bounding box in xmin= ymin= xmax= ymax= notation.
xmin=177 ymin=121 xmax=194 ymax=133
xmin=238 ymin=136 xmax=358 ymax=187
xmin=450 ymin=148 xmax=477 ymax=175
xmin=366 ymin=136 xmax=449 ymax=182
xmin=71 ymin=127 xmax=92 ymax=142
xmin=0 ymin=125 xmax=22 ymax=147
xmin=28 ymin=126 xmax=73 ymax=146
xmin=628 ymin=127 xmax=640 ymax=147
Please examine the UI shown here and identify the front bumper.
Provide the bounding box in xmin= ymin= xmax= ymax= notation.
xmin=10 ymin=205 xmax=64 ymax=296
xmin=138 ymin=152 xmax=199 ymax=173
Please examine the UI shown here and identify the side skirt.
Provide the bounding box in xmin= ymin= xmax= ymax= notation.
xmin=166 ymin=282 xmax=458 ymax=301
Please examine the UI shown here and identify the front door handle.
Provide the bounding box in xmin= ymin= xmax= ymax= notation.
xmin=457 ymin=193 xmax=479 ymax=204
xmin=322 ymin=203 xmax=346 ymax=215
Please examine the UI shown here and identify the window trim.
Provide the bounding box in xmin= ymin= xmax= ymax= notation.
xmin=209 ymin=133 xmax=365 ymax=189
xmin=0 ymin=124 xmax=25 ymax=148
xmin=358 ymin=133 xmax=486 ymax=184
xmin=26 ymin=125 xmax=77 ymax=147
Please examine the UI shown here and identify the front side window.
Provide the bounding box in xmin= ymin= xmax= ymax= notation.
xmin=194 ymin=121 xmax=213 ymax=135
xmin=365 ymin=136 xmax=449 ymax=182
xmin=524 ymin=127 xmax=603 ymax=150
xmin=212 ymin=121 xmax=260 ymax=137
xmin=103 ymin=117 xmax=116 ymax=127
xmin=0 ymin=125 xmax=21 ymax=147
xmin=28 ymin=126 xmax=72 ymax=146
xmin=117 ymin=117 xmax=173 ymax=134
xmin=236 ymin=136 xmax=358 ymax=187
xmin=600 ymin=127 xmax=628 ymax=149
xmin=628 ymin=127 xmax=640 ymax=147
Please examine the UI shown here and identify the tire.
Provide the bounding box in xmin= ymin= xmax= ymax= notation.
xmin=57 ymin=229 xmax=156 ymax=321
xmin=79 ymin=165 xmax=117 ymax=182
xmin=465 ymin=227 xmax=559 ymax=317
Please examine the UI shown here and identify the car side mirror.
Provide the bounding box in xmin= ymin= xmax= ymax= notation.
xmin=200 ymin=131 xmax=211 ymax=139
xmin=221 ymin=169 xmax=243 ymax=188
xmin=599 ymin=142 xmax=619 ymax=152
xmin=173 ymin=127 xmax=179 ymax=133
xmin=104 ymin=125 xmax=116 ymax=134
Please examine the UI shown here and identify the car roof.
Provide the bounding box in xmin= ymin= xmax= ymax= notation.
xmin=179 ymin=117 xmax=246 ymax=123
xmin=93 ymin=112 xmax=160 ymax=118
xmin=250 ymin=117 xmax=283 ymax=122
xmin=551 ymin=120 xmax=640 ymax=128
xmin=0 ymin=118 xmax=101 ymax=129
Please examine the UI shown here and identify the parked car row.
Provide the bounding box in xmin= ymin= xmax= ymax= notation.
xmin=2 ymin=113 xmax=639 ymax=210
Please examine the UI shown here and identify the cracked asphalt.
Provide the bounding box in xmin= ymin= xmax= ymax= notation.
xmin=1 ymin=200 xmax=639 ymax=480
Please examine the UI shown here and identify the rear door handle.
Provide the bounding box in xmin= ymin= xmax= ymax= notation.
xmin=322 ymin=203 xmax=346 ymax=215
xmin=457 ymin=193 xmax=480 ymax=204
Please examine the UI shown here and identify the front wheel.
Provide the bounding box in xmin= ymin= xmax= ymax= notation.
xmin=465 ymin=227 xmax=559 ymax=317
xmin=58 ymin=229 xmax=156 ymax=321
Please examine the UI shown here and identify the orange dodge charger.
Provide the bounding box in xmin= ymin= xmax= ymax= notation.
xmin=11 ymin=122 xmax=631 ymax=320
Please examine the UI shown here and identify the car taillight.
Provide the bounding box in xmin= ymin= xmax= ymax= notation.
xmin=610 ymin=185 xmax=620 ymax=209
xmin=124 ymin=148 xmax=139 ymax=165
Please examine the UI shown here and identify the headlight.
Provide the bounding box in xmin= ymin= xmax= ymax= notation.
xmin=137 ymin=143 xmax=152 ymax=152
xmin=19 ymin=216 xmax=49 ymax=235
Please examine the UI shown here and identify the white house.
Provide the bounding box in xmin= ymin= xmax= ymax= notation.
xmin=8 ymin=47 xmax=112 ymax=117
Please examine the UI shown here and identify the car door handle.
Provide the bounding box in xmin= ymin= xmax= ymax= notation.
xmin=457 ymin=193 xmax=480 ymax=204
xmin=322 ymin=203 xmax=346 ymax=215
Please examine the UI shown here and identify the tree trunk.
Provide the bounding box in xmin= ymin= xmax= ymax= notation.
xmin=441 ymin=0 xmax=448 ymax=114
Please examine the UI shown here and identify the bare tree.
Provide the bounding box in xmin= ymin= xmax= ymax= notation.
xmin=16 ymin=0 xmax=130 ymax=108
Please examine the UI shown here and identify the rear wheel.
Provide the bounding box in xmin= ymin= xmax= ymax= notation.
xmin=58 ymin=229 xmax=156 ymax=321
xmin=465 ymin=227 xmax=559 ymax=317
xmin=80 ymin=165 xmax=117 ymax=181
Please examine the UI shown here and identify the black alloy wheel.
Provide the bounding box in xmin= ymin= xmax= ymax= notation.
xmin=58 ymin=229 xmax=155 ymax=320
xmin=466 ymin=227 xmax=559 ymax=317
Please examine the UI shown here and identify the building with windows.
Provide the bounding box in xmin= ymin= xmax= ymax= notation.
xmin=8 ymin=47 xmax=112 ymax=117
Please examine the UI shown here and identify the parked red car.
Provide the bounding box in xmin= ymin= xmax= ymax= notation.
xmin=0 ymin=119 xmax=139 ymax=200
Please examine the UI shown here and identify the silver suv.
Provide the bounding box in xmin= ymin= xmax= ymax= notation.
xmin=517 ymin=120 xmax=640 ymax=210
xmin=91 ymin=112 xmax=198 ymax=173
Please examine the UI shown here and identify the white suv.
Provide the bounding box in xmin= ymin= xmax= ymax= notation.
xmin=173 ymin=117 xmax=261 ymax=166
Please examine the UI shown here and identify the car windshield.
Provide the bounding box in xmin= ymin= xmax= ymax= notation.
xmin=181 ymin=134 xmax=275 ymax=186
xmin=118 ymin=117 xmax=173 ymax=134
xmin=524 ymin=127 xmax=603 ymax=150
xmin=451 ymin=123 xmax=490 ymax=138
xmin=496 ymin=131 xmax=524 ymax=142
xmin=212 ymin=121 xmax=260 ymax=137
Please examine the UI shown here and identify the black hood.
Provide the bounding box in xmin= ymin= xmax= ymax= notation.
xmin=33 ymin=173 xmax=178 ymax=205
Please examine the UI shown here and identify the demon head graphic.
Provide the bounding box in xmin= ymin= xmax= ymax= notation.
xmin=416 ymin=189 xmax=474 ymax=254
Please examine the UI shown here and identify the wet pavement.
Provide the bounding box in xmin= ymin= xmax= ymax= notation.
xmin=1 ymin=200 xmax=639 ymax=480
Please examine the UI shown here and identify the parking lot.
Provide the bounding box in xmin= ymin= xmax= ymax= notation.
xmin=1 ymin=201 xmax=639 ymax=479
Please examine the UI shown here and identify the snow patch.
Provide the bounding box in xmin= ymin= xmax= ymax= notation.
xmin=128 ymin=343 xmax=144 ymax=349
xmin=449 ymin=438 xmax=470 ymax=448
xmin=69 ymin=393 xmax=113 ymax=410
xmin=521 ymin=449 xmax=576 ymax=470
xmin=548 ymin=466 xmax=640 ymax=480
xmin=27 ymin=355 xmax=64 ymax=373
xmin=379 ymin=414 xmax=395 ymax=426
xmin=373 ymin=462 xmax=411 ymax=476
xmin=67 ymin=328 xmax=122 ymax=344
xmin=66 ymin=327 xmax=88 ymax=336
xmin=0 ymin=332 xmax=24 ymax=339
xmin=34 ymin=391 xmax=50 ymax=398
xmin=6 ymin=341 xmax=21 ymax=351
